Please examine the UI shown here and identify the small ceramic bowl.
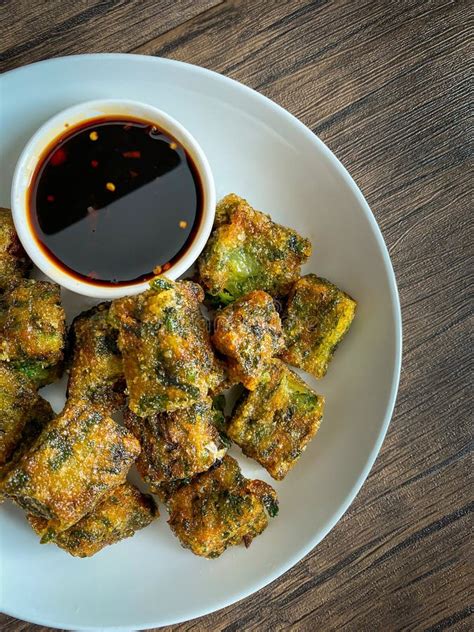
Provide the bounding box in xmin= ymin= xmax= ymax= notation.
xmin=11 ymin=98 xmax=216 ymax=298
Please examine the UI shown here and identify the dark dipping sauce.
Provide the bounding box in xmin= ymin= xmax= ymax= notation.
xmin=28 ymin=117 xmax=203 ymax=286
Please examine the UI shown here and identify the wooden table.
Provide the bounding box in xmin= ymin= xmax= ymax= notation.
xmin=1 ymin=1 xmax=471 ymax=630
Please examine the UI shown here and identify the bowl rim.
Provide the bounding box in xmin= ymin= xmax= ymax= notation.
xmin=1 ymin=54 xmax=402 ymax=630
xmin=10 ymin=97 xmax=216 ymax=298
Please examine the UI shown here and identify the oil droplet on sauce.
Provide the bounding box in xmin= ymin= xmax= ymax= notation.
xmin=28 ymin=118 xmax=203 ymax=286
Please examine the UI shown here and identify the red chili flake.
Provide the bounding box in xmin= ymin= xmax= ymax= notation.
xmin=91 ymin=160 xmax=99 ymax=168
xmin=123 ymin=151 xmax=141 ymax=159
xmin=87 ymin=270 xmax=99 ymax=279
xmin=50 ymin=148 xmax=67 ymax=166
xmin=46 ymin=195 xmax=55 ymax=202
xmin=162 ymin=262 xmax=171 ymax=272
xmin=129 ymin=170 xmax=139 ymax=178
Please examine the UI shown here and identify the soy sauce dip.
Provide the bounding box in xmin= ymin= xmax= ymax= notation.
xmin=27 ymin=117 xmax=203 ymax=286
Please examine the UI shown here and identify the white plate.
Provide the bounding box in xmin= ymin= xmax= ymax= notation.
xmin=0 ymin=54 xmax=401 ymax=630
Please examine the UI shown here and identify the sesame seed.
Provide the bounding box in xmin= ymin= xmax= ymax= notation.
xmin=106 ymin=182 xmax=116 ymax=192
xmin=179 ymin=220 xmax=188 ymax=229
xmin=170 ymin=142 xmax=178 ymax=150
xmin=89 ymin=131 xmax=99 ymax=141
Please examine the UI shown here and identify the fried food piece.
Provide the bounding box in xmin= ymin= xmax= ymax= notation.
xmin=28 ymin=482 xmax=158 ymax=556
xmin=212 ymin=290 xmax=284 ymax=389
xmin=228 ymin=359 xmax=324 ymax=480
xmin=0 ymin=363 xmax=53 ymax=469
xmin=124 ymin=398 xmax=227 ymax=488
xmin=0 ymin=279 xmax=66 ymax=386
xmin=1 ymin=402 xmax=140 ymax=533
xmin=280 ymin=275 xmax=356 ymax=378
xmin=198 ymin=194 xmax=311 ymax=304
xmin=67 ymin=303 xmax=125 ymax=413
xmin=0 ymin=207 xmax=31 ymax=292
xmin=167 ymin=455 xmax=278 ymax=558
xmin=110 ymin=277 xmax=225 ymax=416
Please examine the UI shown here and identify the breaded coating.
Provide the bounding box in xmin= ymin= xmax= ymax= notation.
xmin=167 ymin=455 xmax=278 ymax=558
xmin=228 ymin=359 xmax=324 ymax=480
xmin=0 ymin=279 xmax=66 ymax=386
xmin=0 ymin=363 xmax=53 ymax=468
xmin=0 ymin=207 xmax=31 ymax=291
xmin=1 ymin=402 xmax=140 ymax=533
xmin=212 ymin=290 xmax=284 ymax=389
xmin=153 ymin=479 xmax=190 ymax=504
xmin=3 ymin=398 xmax=53 ymax=480
xmin=123 ymin=398 xmax=227 ymax=488
xmin=110 ymin=277 xmax=225 ymax=416
xmin=67 ymin=303 xmax=125 ymax=413
xmin=280 ymin=275 xmax=356 ymax=378
xmin=198 ymin=194 xmax=311 ymax=304
xmin=28 ymin=482 xmax=158 ymax=556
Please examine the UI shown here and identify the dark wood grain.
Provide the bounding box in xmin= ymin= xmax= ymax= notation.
xmin=1 ymin=0 xmax=472 ymax=630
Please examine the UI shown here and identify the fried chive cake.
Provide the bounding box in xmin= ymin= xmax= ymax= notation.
xmin=67 ymin=302 xmax=125 ymax=413
xmin=167 ymin=455 xmax=278 ymax=558
xmin=110 ymin=277 xmax=225 ymax=416
xmin=1 ymin=402 xmax=140 ymax=534
xmin=28 ymin=482 xmax=158 ymax=556
xmin=280 ymin=274 xmax=356 ymax=378
xmin=212 ymin=290 xmax=284 ymax=389
xmin=227 ymin=359 xmax=324 ymax=480
xmin=0 ymin=279 xmax=66 ymax=386
xmin=198 ymin=194 xmax=311 ymax=304
xmin=124 ymin=397 xmax=227 ymax=488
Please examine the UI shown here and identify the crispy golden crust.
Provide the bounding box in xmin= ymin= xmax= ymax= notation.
xmin=0 ymin=279 xmax=66 ymax=386
xmin=28 ymin=482 xmax=158 ymax=557
xmin=0 ymin=363 xmax=53 ymax=468
xmin=227 ymin=359 xmax=324 ymax=480
xmin=212 ymin=290 xmax=284 ymax=389
xmin=280 ymin=275 xmax=356 ymax=378
xmin=152 ymin=479 xmax=190 ymax=503
xmin=0 ymin=208 xmax=31 ymax=292
xmin=198 ymin=194 xmax=312 ymax=304
xmin=1 ymin=402 xmax=140 ymax=532
xmin=67 ymin=303 xmax=125 ymax=413
xmin=6 ymin=397 xmax=54 ymax=470
xmin=167 ymin=455 xmax=278 ymax=558
xmin=124 ymin=398 xmax=227 ymax=487
xmin=110 ymin=277 xmax=225 ymax=416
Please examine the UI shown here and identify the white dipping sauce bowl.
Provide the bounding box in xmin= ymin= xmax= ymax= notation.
xmin=11 ymin=99 xmax=216 ymax=298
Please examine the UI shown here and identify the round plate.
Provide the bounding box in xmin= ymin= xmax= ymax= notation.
xmin=0 ymin=54 xmax=401 ymax=630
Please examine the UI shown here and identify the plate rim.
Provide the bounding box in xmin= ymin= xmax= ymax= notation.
xmin=0 ymin=53 xmax=402 ymax=630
